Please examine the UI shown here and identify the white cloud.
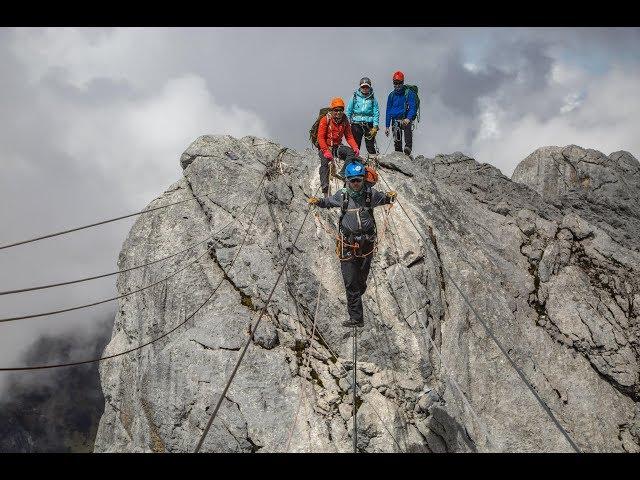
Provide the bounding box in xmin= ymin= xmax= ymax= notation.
xmin=46 ymin=74 xmax=269 ymax=206
xmin=477 ymin=98 xmax=503 ymax=140
xmin=470 ymin=64 xmax=640 ymax=175
xmin=560 ymin=92 xmax=585 ymax=114
xmin=10 ymin=27 xmax=178 ymax=90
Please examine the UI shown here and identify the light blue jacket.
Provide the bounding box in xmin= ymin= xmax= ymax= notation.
xmin=346 ymin=89 xmax=380 ymax=126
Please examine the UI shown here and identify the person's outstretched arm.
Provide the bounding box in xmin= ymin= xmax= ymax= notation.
xmin=371 ymin=188 xmax=397 ymax=207
xmin=309 ymin=190 xmax=343 ymax=209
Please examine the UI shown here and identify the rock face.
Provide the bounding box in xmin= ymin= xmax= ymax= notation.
xmin=94 ymin=137 xmax=640 ymax=453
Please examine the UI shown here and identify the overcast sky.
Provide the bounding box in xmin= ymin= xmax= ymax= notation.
xmin=0 ymin=27 xmax=639 ymax=395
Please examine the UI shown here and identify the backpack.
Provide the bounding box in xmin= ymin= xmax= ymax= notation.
xmin=404 ymin=85 xmax=420 ymax=123
xmin=364 ymin=165 xmax=378 ymax=185
xmin=309 ymin=108 xmax=331 ymax=148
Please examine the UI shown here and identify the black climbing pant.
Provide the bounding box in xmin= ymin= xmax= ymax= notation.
xmin=318 ymin=145 xmax=356 ymax=194
xmin=351 ymin=122 xmax=378 ymax=155
xmin=392 ymin=120 xmax=413 ymax=153
xmin=340 ymin=246 xmax=374 ymax=323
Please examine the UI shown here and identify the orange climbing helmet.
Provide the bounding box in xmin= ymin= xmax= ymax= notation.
xmin=392 ymin=71 xmax=405 ymax=82
xmin=330 ymin=97 xmax=345 ymax=109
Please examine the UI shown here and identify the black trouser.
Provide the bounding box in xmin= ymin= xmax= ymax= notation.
xmin=318 ymin=145 xmax=356 ymax=194
xmin=340 ymin=241 xmax=374 ymax=323
xmin=392 ymin=119 xmax=413 ymax=153
xmin=351 ymin=122 xmax=378 ymax=155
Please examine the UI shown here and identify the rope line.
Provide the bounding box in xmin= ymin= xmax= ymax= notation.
xmin=0 ymin=193 xmax=258 ymax=296
xmin=385 ymin=210 xmax=498 ymax=451
xmin=0 ymin=238 xmax=214 ymax=323
xmin=0 ymin=169 xmax=268 ymax=371
xmin=284 ymin=283 xmax=322 ymax=452
xmin=0 ymin=174 xmax=271 ymax=322
xmin=377 ymin=170 xmax=581 ymax=453
xmin=307 ymin=210 xmax=405 ymax=452
xmin=280 ymin=208 xmax=403 ymax=452
xmin=0 ymin=187 xmax=223 ymax=251
xmin=194 ymin=188 xmax=318 ymax=453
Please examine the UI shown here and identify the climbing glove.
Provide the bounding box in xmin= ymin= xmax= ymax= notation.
xmin=353 ymin=147 xmax=360 ymax=157
xmin=323 ymin=150 xmax=333 ymax=161
xmin=308 ymin=196 xmax=320 ymax=205
xmin=386 ymin=191 xmax=397 ymax=202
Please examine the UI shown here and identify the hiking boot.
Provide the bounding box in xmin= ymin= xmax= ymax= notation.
xmin=342 ymin=317 xmax=364 ymax=328
xmin=403 ymin=147 xmax=412 ymax=156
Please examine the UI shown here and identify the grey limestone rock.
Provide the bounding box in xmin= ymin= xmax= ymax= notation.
xmin=94 ymin=136 xmax=639 ymax=453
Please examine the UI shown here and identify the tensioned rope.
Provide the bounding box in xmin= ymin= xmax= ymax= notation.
xmin=278 ymin=206 xmax=403 ymax=453
xmin=0 ymin=175 xmax=273 ymax=322
xmin=301 ymin=209 xmax=406 ymax=452
xmin=0 ymin=168 xmax=268 ymax=371
xmin=194 ymin=188 xmax=319 ymax=452
xmin=1 ymin=245 xmax=211 ymax=323
xmin=384 ymin=209 xmax=498 ymax=451
xmin=284 ymin=282 xmax=322 ymax=452
xmin=0 ymin=197 xmax=256 ymax=296
xmin=377 ymin=170 xmax=581 ymax=453
xmin=0 ymin=187 xmax=222 ymax=251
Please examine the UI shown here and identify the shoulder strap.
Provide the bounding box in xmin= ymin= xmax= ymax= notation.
xmin=404 ymin=86 xmax=410 ymax=112
xmin=365 ymin=185 xmax=376 ymax=234
xmin=338 ymin=189 xmax=349 ymax=233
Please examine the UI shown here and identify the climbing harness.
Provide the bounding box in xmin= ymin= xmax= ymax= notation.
xmin=313 ymin=187 xmax=393 ymax=262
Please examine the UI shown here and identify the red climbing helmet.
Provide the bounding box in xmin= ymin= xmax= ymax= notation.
xmin=392 ymin=71 xmax=405 ymax=82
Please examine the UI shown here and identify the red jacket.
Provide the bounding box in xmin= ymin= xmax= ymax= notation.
xmin=317 ymin=114 xmax=358 ymax=154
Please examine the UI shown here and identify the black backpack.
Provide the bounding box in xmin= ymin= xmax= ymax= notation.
xmin=338 ymin=185 xmax=376 ymax=235
xmin=309 ymin=108 xmax=331 ymax=148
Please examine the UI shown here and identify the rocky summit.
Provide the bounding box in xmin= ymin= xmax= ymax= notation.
xmin=93 ymin=136 xmax=640 ymax=453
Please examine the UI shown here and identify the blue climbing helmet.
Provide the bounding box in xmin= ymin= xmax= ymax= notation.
xmin=344 ymin=162 xmax=365 ymax=179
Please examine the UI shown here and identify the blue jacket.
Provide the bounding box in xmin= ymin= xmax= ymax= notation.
xmin=346 ymin=90 xmax=380 ymax=126
xmin=385 ymin=86 xmax=417 ymax=128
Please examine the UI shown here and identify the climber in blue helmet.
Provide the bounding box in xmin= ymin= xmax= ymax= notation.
xmin=308 ymin=162 xmax=397 ymax=328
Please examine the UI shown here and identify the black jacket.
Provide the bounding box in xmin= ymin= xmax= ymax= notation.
xmin=317 ymin=186 xmax=391 ymax=235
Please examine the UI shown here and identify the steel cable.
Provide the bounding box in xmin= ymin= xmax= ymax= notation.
xmin=377 ymin=170 xmax=581 ymax=453
xmin=194 ymin=187 xmax=318 ymax=453
xmin=0 ymin=168 xmax=268 ymax=370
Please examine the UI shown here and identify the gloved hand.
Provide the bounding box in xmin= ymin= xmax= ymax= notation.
xmin=385 ymin=128 xmax=390 ymax=137
xmin=401 ymin=118 xmax=410 ymax=126
xmin=323 ymin=150 xmax=333 ymax=161
xmin=308 ymin=196 xmax=320 ymax=205
xmin=369 ymin=126 xmax=378 ymax=137
xmin=353 ymin=147 xmax=360 ymax=157
xmin=386 ymin=191 xmax=397 ymax=202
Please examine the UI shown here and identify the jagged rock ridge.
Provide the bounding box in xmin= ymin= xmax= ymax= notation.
xmin=94 ymin=136 xmax=640 ymax=452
